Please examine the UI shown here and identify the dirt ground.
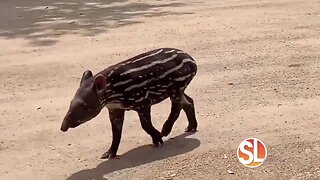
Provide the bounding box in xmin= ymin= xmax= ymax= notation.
xmin=0 ymin=0 xmax=319 ymax=179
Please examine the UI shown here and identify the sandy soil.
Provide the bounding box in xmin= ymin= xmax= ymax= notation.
xmin=0 ymin=0 xmax=319 ymax=179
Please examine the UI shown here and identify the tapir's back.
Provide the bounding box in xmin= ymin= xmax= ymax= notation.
xmin=101 ymin=48 xmax=197 ymax=109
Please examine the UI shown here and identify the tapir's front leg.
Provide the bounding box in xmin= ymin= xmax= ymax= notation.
xmin=101 ymin=108 xmax=125 ymax=159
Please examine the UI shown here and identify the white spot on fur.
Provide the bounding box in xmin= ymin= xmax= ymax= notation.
xmin=136 ymin=97 xmax=144 ymax=102
xmin=131 ymin=49 xmax=163 ymax=63
xmin=108 ymin=94 xmax=123 ymax=99
xmin=165 ymin=49 xmax=176 ymax=54
xmin=174 ymin=74 xmax=192 ymax=81
xmin=113 ymin=79 xmax=133 ymax=87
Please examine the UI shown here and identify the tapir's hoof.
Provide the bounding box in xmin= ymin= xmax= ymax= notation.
xmin=101 ymin=150 xmax=118 ymax=159
xmin=185 ymin=126 xmax=197 ymax=133
xmin=152 ymin=136 xmax=164 ymax=147
xmin=153 ymin=141 xmax=163 ymax=147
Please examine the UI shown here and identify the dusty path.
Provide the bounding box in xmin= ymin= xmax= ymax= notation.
xmin=0 ymin=0 xmax=319 ymax=179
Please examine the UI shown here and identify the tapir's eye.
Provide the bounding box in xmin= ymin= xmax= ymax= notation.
xmin=81 ymin=102 xmax=91 ymax=111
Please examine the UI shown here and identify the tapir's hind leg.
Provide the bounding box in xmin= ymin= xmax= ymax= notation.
xmin=161 ymin=91 xmax=197 ymax=136
xmin=161 ymin=101 xmax=182 ymax=136
xmin=182 ymin=93 xmax=197 ymax=132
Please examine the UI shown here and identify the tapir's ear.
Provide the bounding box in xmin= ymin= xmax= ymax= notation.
xmin=80 ymin=70 xmax=93 ymax=85
xmin=94 ymin=75 xmax=107 ymax=93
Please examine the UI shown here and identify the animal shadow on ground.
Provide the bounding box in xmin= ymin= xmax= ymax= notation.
xmin=67 ymin=132 xmax=200 ymax=180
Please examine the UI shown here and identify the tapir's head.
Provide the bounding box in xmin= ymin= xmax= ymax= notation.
xmin=60 ymin=70 xmax=107 ymax=132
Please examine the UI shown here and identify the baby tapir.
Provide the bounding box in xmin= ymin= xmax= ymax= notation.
xmin=60 ymin=48 xmax=198 ymax=159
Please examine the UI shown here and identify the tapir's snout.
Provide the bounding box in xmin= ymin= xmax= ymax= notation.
xmin=60 ymin=124 xmax=69 ymax=132
xmin=60 ymin=119 xmax=69 ymax=132
xmin=61 ymin=112 xmax=71 ymax=132
xmin=61 ymin=110 xmax=84 ymax=132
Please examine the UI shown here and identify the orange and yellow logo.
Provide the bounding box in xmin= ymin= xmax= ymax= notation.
xmin=237 ymin=138 xmax=267 ymax=168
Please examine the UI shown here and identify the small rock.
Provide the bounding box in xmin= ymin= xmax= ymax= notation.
xmin=224 ymin=154 xmax=227 ymax=159
xmin=170 ymin=173 xmax=176 ymax=177
xmin=68 ymin=143 xmax=72 ymax=146
xmin=227 ymin=170 xmax=234 ymax=174
xmin=37 ymin=107 xmax=41 ymax=110
xmin=227 ymin=82 xmax=234 ymax=85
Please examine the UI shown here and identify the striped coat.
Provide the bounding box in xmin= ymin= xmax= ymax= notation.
xmin=99 ymin=48 xmax=197 ymax=110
